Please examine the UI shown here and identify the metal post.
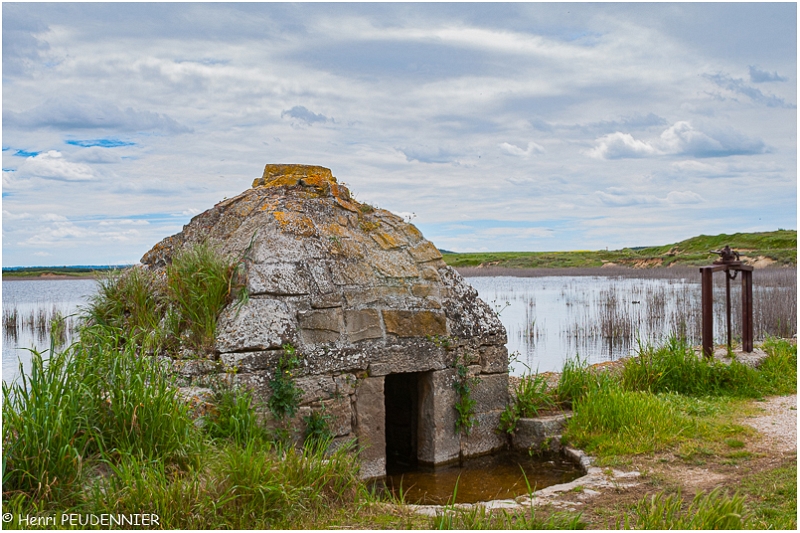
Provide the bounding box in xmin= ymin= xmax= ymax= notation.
xmin=701 ymin=267 xmax=714 ymax=358
xmin=725 ymin=269 xmax=732 ymax=351
xmin=742 ymin=269 xmax=753 ymax=352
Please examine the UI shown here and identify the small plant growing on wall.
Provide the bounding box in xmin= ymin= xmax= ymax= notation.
xmin=303 ymin=407 xmax=333 ymax=452
xmin=268 ymin=343 xmax=303 ymax=443
xmin=453 ymin=353 xmax=480 ymax=436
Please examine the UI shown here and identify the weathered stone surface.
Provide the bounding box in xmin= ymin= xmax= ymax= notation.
xmin=296 ymin=375 xmax=337 ymax=405
xmin=343 ymin=286 xmax=410 ymax=308
xmin=368 ymin=340 xmax=449 ymax=376
xmin=479 ymin=344 xmax=509 ymax=374
xmin=219 ymin=350 xmax=281 ymax=373
xmin=334 ymin=373 xmax=358 ymax=396
xmin=461 ymin=410 xmax=506 ymax=456
xmin=369 ymin=249 xmax=420 ymax=278
xmin=439 ymin=267 xmax=506 ymax=343
xmin=248 ymin=262 xmax=312 ymax=295
xmin=172 ymin=359 xmax=217 ymax=378
xmin=318 ymin=396 xmax=353 ymax=437
xmin=298 ymin=308 xmax=342 ymax=344
xmin=418 ymin=369 xmax=460 ymax=465
xmin=408 ymin=241 xmax=442 ymax=263
xmin=512 ymin=414 xmax=570 ymax=451
xmin=354 ymin=377 xmax=386 ymax=479
xmin=382 ymin=310 xmax=447 ymax=338
xmin=344 ymin=309 xmax=383 ymax=342
xmin=216 ymin=298 xmax=296 ymax=352
xmin=470 ymin=373 xmax=509 ymax=413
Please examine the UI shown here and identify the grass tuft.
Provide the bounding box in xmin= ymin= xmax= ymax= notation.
xmin=621 ymin=488 xmax=752 ymax=529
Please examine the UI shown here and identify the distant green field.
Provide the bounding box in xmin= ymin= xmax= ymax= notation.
xmin=442 ymin=230 xmax=797 ymax=269
xmin=2 ymin=266 xmax=121 ymax=279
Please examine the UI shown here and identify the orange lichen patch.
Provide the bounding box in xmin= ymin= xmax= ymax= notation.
xmin=253 ymin=164 xmax=336 ymax=189
xmin=284 ymin=199 xmax=305 ymax=212
xmin=329 ymin=182 xmax=360 ymax=212
xmin=370 ymin=230 xmax=406 ymax=250
xmin=299 ymin=172 xmax=333 ymax=193
xmin=259 ymin=198 xmax=281 ymax=212
xmin=401 ymin=223 xmax=424 ymax=243
xmin=321 ymin=223 xmax=347 ymax=238
xmin=408 ymin=241 xmax=442 ymax=263
xmin=272 ymin=211 xmax=317 ymax=237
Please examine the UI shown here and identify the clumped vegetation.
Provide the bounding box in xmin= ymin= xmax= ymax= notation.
xmin=85 ymin=242 xmax=241 ymax=354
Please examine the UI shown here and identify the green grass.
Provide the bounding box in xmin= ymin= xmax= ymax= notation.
xmin=740 ymin=461 xmax=797 ymax=530
xmin=441 ymin=229 xmax=797 ymax=269
xmin=621 ymin=488 xmax=752 ymax=529
xmin=555 ymin=356 xmax=617 ymax=406
xmin=562 ymin=338 xmax=795 ymax=460
xmin=434 ymin=505 xmax=585 ymax=529
xmin=84 ymin=242 xmax=240 ymax=354
xmin=621 ymin=338 xmax=764 ymax=398
xmin=565 ymin=386 xmax=698 ymax=456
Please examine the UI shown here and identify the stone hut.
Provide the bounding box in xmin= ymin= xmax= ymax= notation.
xmin=141 ymin=164 xmax=509 ymax=478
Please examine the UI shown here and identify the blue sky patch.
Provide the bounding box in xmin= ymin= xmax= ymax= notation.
xmin=66 ymin=138 xmax=136 ymax=148
xmin=2 ymin=168 xmax=16 ymax=172
xmin=14 ymin=149 xmax=40 ymax=157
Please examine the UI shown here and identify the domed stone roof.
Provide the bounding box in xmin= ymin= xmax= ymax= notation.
xmin=142 ymin=164 xmax=509 ymax=477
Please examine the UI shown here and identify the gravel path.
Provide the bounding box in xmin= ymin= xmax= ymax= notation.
xmin=744 ymin=394 xmax=797 ymax=454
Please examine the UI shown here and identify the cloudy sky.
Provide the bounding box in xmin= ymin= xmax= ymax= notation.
xmin=2 ymin=3 xmax=796 ymax=267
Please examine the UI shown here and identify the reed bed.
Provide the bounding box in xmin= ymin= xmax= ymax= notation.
xmin=2 ymin=303 xmax=77 ymax=345
xmin=480 ymin=267 xmax=796 ymax=357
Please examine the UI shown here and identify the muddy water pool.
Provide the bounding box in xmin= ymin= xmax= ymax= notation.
xmin=383 ymin=450 xmax=582 ymax=505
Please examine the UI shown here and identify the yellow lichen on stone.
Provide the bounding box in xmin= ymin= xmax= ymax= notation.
xmin=272 ymin=211 xmax=316 ymax=237
xmin=252 ymin=164 xmax=334 ymax=189
xmin=370 ymin=230 xmax=406 ymax=250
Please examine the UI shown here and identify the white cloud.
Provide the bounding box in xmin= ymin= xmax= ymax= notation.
xmin=16 ymin=151 xmax=97 ymax=181
xmin=659 ymin=121 xmax=724 ymax=155
xmin=597 ymin=189 xmax=705 ymax=207
xmin=98 ymin=219 xmax=149 ymax=226
xmin=588 ymin=121 xmax=768 ymax=160
xmin=586 ymin=132 xmax=660 ymax=159
xmin=3 ymin=210 xmax=32 ymax=220
xmin=666 ymin=191 xmax=704 ymax=205
xmin=499 ymin=141 xmax=545 ymax=158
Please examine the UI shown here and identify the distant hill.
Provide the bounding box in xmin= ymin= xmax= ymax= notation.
xmin=2 ymin=265 xmax=129 ymax=279
xmin=441 ymin=230 xmax=797 ymax=269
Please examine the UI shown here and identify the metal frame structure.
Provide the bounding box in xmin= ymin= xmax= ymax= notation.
xmin=699 ymin=248 xmax=753 ymax=358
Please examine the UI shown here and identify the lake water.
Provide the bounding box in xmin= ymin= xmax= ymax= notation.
xmin=2 ymin=278 xmax=98 ymax=385
xmin=3 ymin=271 xmax=794 ymax=382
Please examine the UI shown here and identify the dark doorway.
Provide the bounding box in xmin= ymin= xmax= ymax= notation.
xmin=384 ymin=372 xmax=419 ymax=474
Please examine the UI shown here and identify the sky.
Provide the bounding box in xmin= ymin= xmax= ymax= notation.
xmin=2 ymin=2 xmax=797 ymax=267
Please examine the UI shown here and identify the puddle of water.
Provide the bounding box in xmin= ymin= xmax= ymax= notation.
xmin=382 ymin=451 xmax=582 ymax=505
